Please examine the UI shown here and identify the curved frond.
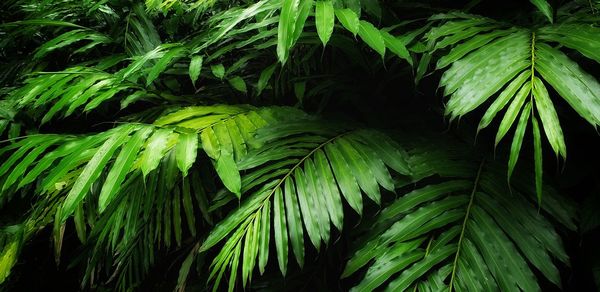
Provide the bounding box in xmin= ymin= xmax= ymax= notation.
xmin=342 ymin=138 xmax=575 ymax=291
xmin=426 ymin=13 xmax=600 ymax=200
xmin=199 ymin=120 xmax=412 ymax=291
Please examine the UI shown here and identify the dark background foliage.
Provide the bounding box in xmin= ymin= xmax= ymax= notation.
xmin=1 ymin=0 xmax=600 ymax=291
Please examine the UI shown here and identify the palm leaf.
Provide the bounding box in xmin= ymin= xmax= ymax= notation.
xmin=342 ymin=138 xmax=574 ymax=291
xmin=200 ymin=119 xmax=411 ymax=291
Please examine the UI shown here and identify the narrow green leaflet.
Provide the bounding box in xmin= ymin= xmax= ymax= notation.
xmin=257 ymin=63 xmax=277 ymax=95
xmin=277 ymin=0 xmax=300 ymax=63
xmin=532 ymin=117 xmax=543 ymax=205
xmin=215 ymin=151 xmax=242 ymax=196
xmin=176 ymin=132 xmax=199 ymax=177
xmin=536 ymin=43 xmax=600 ymax=127
xmin=273 ymin=188 xmax=288 ymax=275
xmin=381 ymin=31 xmax=412 ymax=65
xmin=529 ymin=0 xmax=553 ymax=23
xmin=284 ymin=177 xmax=305 ymax=268
xmin=316 ymin=1 xmax=335 ymax=46
xmin=478 ymin=70 xmax=530 ymax=131
xmin=140 ymin=128 xmax=175 ymax=177
xmin=495 ymin=81 xmax=531 ymax=146
xmin=98 ymin=126 xmax=153 ymax=211
xmin=508 ymin=102 xmax=532 ymax=180
xmin=60 ymin=126 xmax=135 ymax=221
xmin=291 ymin=0 xmax=313 ymax=44
xmin=532 ymin=77 xmax=566 ymax=158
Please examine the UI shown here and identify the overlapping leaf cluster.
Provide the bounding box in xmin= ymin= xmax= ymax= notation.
xmin=0 ymin=0 xmax=595 ymax=291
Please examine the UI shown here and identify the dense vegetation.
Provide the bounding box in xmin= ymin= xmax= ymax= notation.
xmin=1 ymin=0 xmax=599 ymax=290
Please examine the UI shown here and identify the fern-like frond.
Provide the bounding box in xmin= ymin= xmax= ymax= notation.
xmin=198 ymin=120 xmax=412 ymax=291
xmin=0 ymin=104 xmax=303 ymax=284
xmin=425 ymin=11 xmax=600 ymax=200
xmin=342 ymin=138 xmax=576 ymax=291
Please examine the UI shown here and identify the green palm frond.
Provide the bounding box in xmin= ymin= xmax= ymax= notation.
xmin=0 ymin=104 xmax=304 ymax=284
xmin=198 ymin=120 xmax=412 ymax=291
xmin=0 ymin=0 xmax=597 ymax=290
xmin=342 ymin=137 xmax=576 ymax=291
xmin=425 ymin=12 xmax=600 ymax=201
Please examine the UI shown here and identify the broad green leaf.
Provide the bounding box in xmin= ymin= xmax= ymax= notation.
xmin=477 ymin=192 xmax=561 ymax=285
xmin=1 ymin=137 xmax=60 ymax=191
xmin=351 ymin=241 xmax=424 ymax=291
xmin=314 ymin=149 xmax=344 ymax=230
xmin=337 ymin=138 xmax=380 ymax=204
xmin=538 ymin=25 xmax=600 ymax=63
xmin=304 ymin=159 xmax=330 ymax=243
xmin=211 ymin=64 xmax=225 ymax=79
xmin=1 ymin=19 xmax=84 ymax=28
xmin=358 ymin=20 xmax=385 ymax=58
xmin=182 ymin=180 xmax=197 ymax=236
xmin=228 ymin=76 xmax=247 ymax=93
xmin=437 ymin=29 xmax=515 ymax=70
xmin=335 ymin=8 xmax=360 ymax=35
xmin=189 ymin=55 xmax=203 ymax=86
xmin=0 ymin=239 xmax=20 ymax=283
xmin=176 ymin=243 xmax=199 ymax=291
xmin=443 ymin=31 xmax=531 ymax=119
xmin=316 ymin=1 xmax=334 ymax=46
xmin=385 ymin=244 xmax=457 ymax=291
xmin=242 ymin=216 xmax=259 ymax=287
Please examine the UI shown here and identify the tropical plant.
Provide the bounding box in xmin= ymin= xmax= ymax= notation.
xmin=0 ymin=0 xmax=598 ymax=291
